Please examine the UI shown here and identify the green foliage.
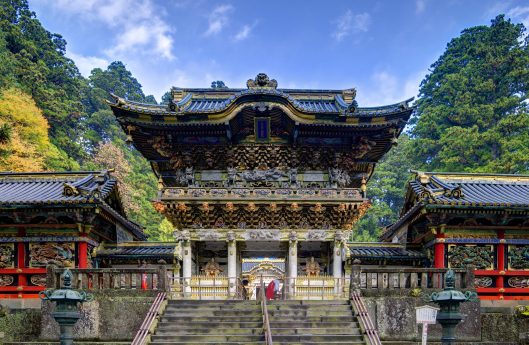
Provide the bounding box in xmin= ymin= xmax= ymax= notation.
xmin=0 ymin=123 xmax=12 ymax=144
xmin=160 ymin=91 xmax=172 ymax=105
xmin=0 ymin=0 xmax=86 ymax=162
xmin=355 ymin=16 xmax=529 ymax=241
xmin=352 ymin=135 xmax=416 ymax=241
xmin=412 ymin=15 xmax=529 ymax=173
xmin=81 ymin=63 xmax=169 ymax=241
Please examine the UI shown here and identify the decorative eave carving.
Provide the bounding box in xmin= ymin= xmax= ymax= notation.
xmin=62 ymin=170 xmax=113 ymax=201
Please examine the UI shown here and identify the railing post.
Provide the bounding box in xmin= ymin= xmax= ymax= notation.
xmin=350 ymin=259 xmax=361 ymax=298
xmin=46 ymin=264 xmax=58 ymax=289
xmin=158 ymin=265 xmax=168 ymax=292
xmin=465 ymin=265 xmax=475 ymax=289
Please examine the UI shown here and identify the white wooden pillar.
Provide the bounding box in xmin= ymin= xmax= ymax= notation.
xmin=333 ymin=240 xmax=343 ymax=278
xmin=182 ymin=240 xmax=192 ymax=296
xmin=288 ymin=233 xmax=298 ymax=299
xmin=228 ymin=239 xmax=237 ymax=296
xmin=289 ymin=240 xmax=298 ymax=279
xmin=333 ymin=238 xmax=343 ymax=296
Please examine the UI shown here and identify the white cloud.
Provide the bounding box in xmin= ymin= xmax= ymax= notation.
xmin=332 ymin=10 xmax=371 ymax=42
xmin=356 ymin=70 xmax=426 ymax=107
xmin=415 ymin=0 xmax=426 ymax=14
xmin=41 ymin=0 xmax=174 ymax=60
xmin=234 ymin=24 xmax=253 ymax=41
xmin=507 ymin=6 xmax=529 ymax=29
xmin=204 ymin=5 xmax=234 ymax=36
xmin=67 ymin=51 xmax=109 ymax=77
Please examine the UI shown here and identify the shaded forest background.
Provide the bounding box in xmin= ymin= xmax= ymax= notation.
xmin=0 ymin=1 xmax=528 ymax=241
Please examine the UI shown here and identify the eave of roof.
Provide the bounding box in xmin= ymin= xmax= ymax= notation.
xmin=109 ymin=89 xmax=414 ymax=125
xmin=348 ymin=242 xmax=425 ymax=260
xmin=96 ymin=242 xmax=179 ymax=259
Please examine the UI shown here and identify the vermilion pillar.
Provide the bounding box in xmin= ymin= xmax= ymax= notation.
xmin=434 ymin=230 xmax=446 ymax=268
xmin=17 ymin=227 xmax=27 ymax=288
xmin=78 ymin=241 xmax=88 ymax=269
xmin=17 ymin=242 xmax=27 ymax=286
xmin=497 ymin=230 xmax=505 ymax=297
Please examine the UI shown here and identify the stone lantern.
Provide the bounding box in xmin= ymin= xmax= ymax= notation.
xmin=425 ymin=269 xmax=477 ymax=345
xmin=39 ymin=269 xmax=94 ymax=345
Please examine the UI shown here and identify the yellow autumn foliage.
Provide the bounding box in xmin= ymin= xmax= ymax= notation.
xmin=0 ymin=88 xmax=62 ymax=172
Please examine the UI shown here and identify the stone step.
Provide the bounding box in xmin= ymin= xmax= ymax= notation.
xmin=150 ymin=343 xmax=265 ymax=345
xmin=269 ymin=321 xmax=359 ymax=328
xmin=151 ymin=334 xmax=264 ymax=342
xmin=165 ymin=305 xmax=262 ymax=311
xmin=155 ymin=328 xmax=263 ymax=335
xmin=269 ymin=327 xmax=361 ymax=335
xmin=167 ymin=300 xmax=258 ymax=306
xmin=267 ymin=310 xmax=353 ymax=317
xmin=268 ymin=316 xmax=355 ymax=322
xmin=267 ymin=304 xmax=352 ymax=311
xmin=165 ymin=308 xmax=262 ymax=316
xmin=157 ymin=321 xmax=263 ymax=328
xmin=271 ymin=334 xmax=365 ymax=342
xmin=161 ymin=314 xmax=261 ymax=320
xmin=149 ymin=343 xmax=360 ymax=345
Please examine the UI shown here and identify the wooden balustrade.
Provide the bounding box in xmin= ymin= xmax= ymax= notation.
xmin=47 ymin=266 xmax=170 ymax=291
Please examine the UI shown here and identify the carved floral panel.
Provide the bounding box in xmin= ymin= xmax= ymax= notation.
xmin=447 ymin=244 xmax=494 ymax=270
xmin=0 ymin=244 xmax=14 ymax=268
xmin=508 ymin=245 xmax=529 ymax=270
xmin=29 ymin=242 xmax=75 ymax=268
xmin=0 ymin=275 xmax=14 ymax=286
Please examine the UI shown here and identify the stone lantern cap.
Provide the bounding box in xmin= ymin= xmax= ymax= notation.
xmin=39 ymin=269 xmax=93 ymax=303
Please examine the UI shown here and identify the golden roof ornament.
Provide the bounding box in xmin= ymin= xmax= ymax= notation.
xmin=247 ymin=73 xmax=278 ymax=89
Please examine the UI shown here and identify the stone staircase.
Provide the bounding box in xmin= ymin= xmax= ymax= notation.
xmin=149 ymin=299 xmax=366 ymax=345
xmin=150 ymin=300 xmax=265 ymax=344
xmin=268 ymin=300 xmax=365 ymax=344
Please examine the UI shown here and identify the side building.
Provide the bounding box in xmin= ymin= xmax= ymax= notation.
xmin=382 ymin=171 xmax=529 ymax=300
xmin=0 ymin=170 xmax=146 ymax=298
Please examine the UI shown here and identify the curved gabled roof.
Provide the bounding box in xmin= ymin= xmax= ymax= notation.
xmin=108 ymin=73 xmax=414 ymax=127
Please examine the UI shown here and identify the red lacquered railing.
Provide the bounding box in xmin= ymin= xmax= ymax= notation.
xmin=131 ymin=292 xmax=167 ymax=345
xmin=0 ymin=268 xmax=47 ymax=299
xmin=474 ymin=270 xmax=529 ymax=300
xmin=351 ymin=289 xmax=382 ymax=345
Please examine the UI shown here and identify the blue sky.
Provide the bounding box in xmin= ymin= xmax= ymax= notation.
xmin=31 ymin=0 xmax=529 ymax=106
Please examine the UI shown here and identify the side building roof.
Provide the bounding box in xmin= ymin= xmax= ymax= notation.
xmin=381 ymin=171 xmax=529 ymax=241
xmin=0 ymin=170 xmax=146 ymax=240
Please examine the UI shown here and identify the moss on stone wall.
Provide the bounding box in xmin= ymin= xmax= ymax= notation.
xmin=40 ymin=291 xmax=156 ymax=341
xmin=0 ymin=308 xmax=41 ymax=343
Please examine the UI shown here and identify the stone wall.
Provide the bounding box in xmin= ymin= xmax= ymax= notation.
xmin=362 ymin=290 xmax=481 ymax=342
xmin=40 ymin=290 xmax=156 ymax=341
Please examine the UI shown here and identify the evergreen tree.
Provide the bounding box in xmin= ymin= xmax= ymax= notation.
xmin=412 ymin=15 xmax=529 ymax=173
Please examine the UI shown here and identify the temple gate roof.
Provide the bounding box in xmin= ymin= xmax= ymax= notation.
xmin=108 ymin=73 xmax=414 ymax=188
